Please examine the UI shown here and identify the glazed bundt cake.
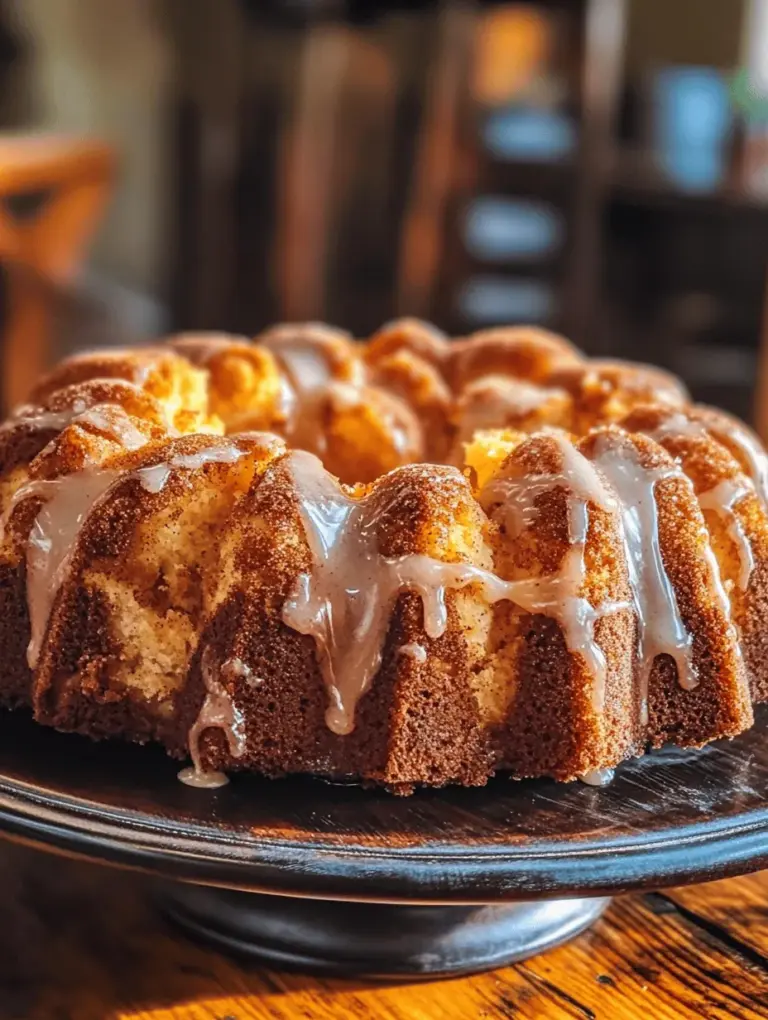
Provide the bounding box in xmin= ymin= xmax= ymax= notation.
xmin=0 ymin=320 xmax=764 ymax=792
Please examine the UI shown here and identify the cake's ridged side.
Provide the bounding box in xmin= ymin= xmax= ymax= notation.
xmin=622 ymin=404 xmax=768 ymax=706
xmin=478 ymin=432 xmax=639 ymax=780
xmin=582 ymin=428 xmax=753 ymax=748
xmin=362 ymin=464 xmax=495 ymax=789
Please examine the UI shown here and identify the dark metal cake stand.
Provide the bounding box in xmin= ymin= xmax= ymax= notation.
xmin=0 ymin=709 xmax=767 ymax=980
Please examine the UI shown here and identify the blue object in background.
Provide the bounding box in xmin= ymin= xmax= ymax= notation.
xmin=458 ymin=276 xmax=556 ymax=325
xmin=482 ymin=108 xmax=576 ymax=162
xmin=464 ymin=197 xmax=565 ymax=262
xmin=652 ymin=66 xmax=732 ymax=191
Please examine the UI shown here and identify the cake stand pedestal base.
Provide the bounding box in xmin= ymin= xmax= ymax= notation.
xmin=158 ymin=884 xmax=611 ymax=978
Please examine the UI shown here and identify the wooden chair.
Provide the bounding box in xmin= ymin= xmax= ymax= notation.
xmin=0 ymin=134 xmax=115 ymax=411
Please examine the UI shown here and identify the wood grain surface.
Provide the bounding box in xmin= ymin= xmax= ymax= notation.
xmin=0 ymin=844 xmax=766 ymax=1020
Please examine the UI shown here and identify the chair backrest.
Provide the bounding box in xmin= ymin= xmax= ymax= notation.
xmin=0 ymin=135 xmax=114 ymax=410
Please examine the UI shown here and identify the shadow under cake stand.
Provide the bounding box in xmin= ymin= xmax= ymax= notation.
xmin=0 ymin=709 xmax=767 ymax=979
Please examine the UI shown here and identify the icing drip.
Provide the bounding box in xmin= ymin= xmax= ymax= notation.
xmin=260 ymin=331 xmax=367 ymax=455
xmin=277 ymin=374 xmax=297 ymax=424
xmin=481 ymin=435 xmax=627 ymax=710
xmin=3 ymin=400 xmax=149 ymax=452
xmin=697 ymin=408 xmax=768 ymax=509
xmin=177 ymin=767 xmax=230 ymax=789
xmin=180 ymin=647 xmax=247 ymax=788
xmin=646 ymin=407 xmax=768 ymax=521
xmin=3 ymin=401 xmax=88 ymax=433
xmin=172 ymin=334 xmax=242 ymax=366
xmin=647 ymin=411 xmax=707 ymax=442
xmin=223 ymin=656 xmax=263 ymax=687
xmin=75 ymin=405 xmax=148 ymax=450
xmin=137 ymin=444 xmax=246 ymax=494
xmin=594 ymin=439 xmax=697 ymax=724
xmin=282 ymin=450 xmax=626 ymax=735
xmin=454 ymin=378 xmax=565 ymax=449
xmin=483 ymin=433 xmax=617 ymax=538
xmin=646 ymin=412 xmax=756 ymax=592
xmin=281 ymin=345 xmax=345 ymax=393
xmin=697 ymin=480 xmax=754 ymax=590
xmin=3 ymin=469 xmax=122 ymax=667
xmin=261 ymin=328 xmax=365 ymax=394
xmin=579 ymin=767 xmax=615 ymax=786
xmin=398 ymin=642 xmax=427 ymax=663
xmin=62 ymin=348 xmax=157 ymax=387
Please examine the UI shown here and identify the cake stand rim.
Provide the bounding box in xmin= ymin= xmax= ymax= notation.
xmin=0 ymin=771 xmax=766 ymax=903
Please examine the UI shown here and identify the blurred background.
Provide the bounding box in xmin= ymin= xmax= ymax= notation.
xmin=0 ymin=0 xmax=766 ymax=421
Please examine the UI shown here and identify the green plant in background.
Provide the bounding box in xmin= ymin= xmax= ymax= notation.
xmin=730 ymin=69 xmax=768 ymax=121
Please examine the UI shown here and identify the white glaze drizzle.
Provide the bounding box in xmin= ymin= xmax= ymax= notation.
xmin=63 ymin=347 xmax=157 ymax=386
xmin=3 ymin=401 xmax=88 ymax=433
xmin=646 ymin=411 xmax=707 ymax=442
xmin=593 ymin=438 xmax=697 ymax=725
xmin=280 ymin=344 xmax=346 ymax=394
xmin=3 ymin=399 xmax=150 ymax=453
xmin=260 ymin=326 xmax=365 ymax=392
xmin=698 ymin=480 xmax=755 ymax=590
xmin=645 ymin=412 xmax=757 ymax=592
xmin=397 ymin=642 xmax=427 ymax=663
xmin=454 ymin=378 xmax=565 ymax=450
xmin=75 ymin=405 xmax=148 ymax=450
xmin=276 ymin=373 xmax=297 ymax=424
xmin=180 ymin=647 xmax=247 ymax=788
xmin=177 ymin=766 xmax=230 ymax=789
xmin=259 ymin=329 xmax=367 ymax=455
xmin=696 ymin=407 xmax=768 ymax=509
xmin=483 ymin=433 xmax=617 ymax=537
xmin=223 ymin=656 xmax=263 ymax=687
xmin=646 ymin=404 xmax=768 ymax=525
xmin=579 ymin=767 xmax=615 ymax=786
xmin=171 ymin=334 xmax=243 ymax=366
xmin=2 ymin=469 xmax=123 ymax=667
xmin=136 ymin=443 xmax=246 ymax=494
xmin=283 ymin=452 xmax=505 ymax=734
xmin=481 ymin=435 xmax=627 ymax=711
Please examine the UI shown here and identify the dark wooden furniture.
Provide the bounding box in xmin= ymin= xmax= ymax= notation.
xmin=0 ymin=135 xmax=114 ymax=411
xmin=168 ymin=0 xmax=632 ymax=347
xmin=426 ymin=0 xmax=629 ymax=350
xmin=167 ymin=0 xmax=767 ymax=422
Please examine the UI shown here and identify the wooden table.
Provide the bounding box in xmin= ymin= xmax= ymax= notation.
xmin=1 ymin=844 xmax=766 ymax=1019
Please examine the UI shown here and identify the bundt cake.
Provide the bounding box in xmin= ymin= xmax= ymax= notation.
xmin=0 ymin=319 xmax=764 ymax=792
